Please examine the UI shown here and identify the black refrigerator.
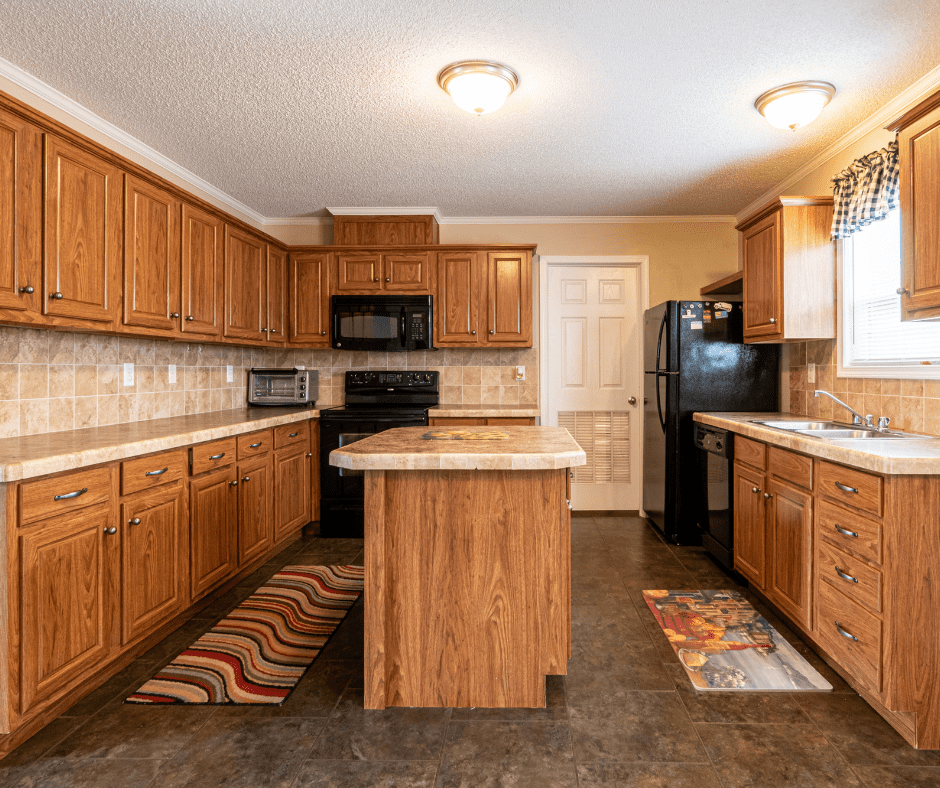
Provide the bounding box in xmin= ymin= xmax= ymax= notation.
xmin=642 ymin=301 xmax=779 ymax=544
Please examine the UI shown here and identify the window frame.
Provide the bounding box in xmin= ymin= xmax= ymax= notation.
xmin=837 ymin=215 xmax=940 ymax=379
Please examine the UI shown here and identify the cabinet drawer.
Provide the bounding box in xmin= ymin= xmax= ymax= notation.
xmin=190 ymin=438 xmax=236 ymax=475
xmin=20 ymin=466 xmax=113 ymax=525
xmin=817 ymin=500 xmax=882 ymax=565
xmin=274 ymin=423 xmax=307 ymax=449
xmin=815 ymin=580 xmax=882 ymax=694
xmin=817 ymin=461 xmax=883 ymax=518
xmin=429 ymin=417 xmax=486 ymax=426
xmin=735 ymin=436 xmax=766 ymax=470
xmin=817 ymin=540 xmax=882 ymax=615
xmin=121 ymin=450 xmax=187 ymax=496
xmin=237 ymin=430 xmax=272 ymax=459
xmin=487 ymin=417 xmax=536 ymax=426
xmin=768 ymin=446 xmax=812 ymax=490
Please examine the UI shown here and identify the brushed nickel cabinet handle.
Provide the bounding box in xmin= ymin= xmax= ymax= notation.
xmin=763 ymin=492 xmax=773 ymax=499
xmin=145 ymin=467 xmax=168 ymax=476
xmin=834 ymin=523 xmax=859 ymax=538
xmin=51 ymin=291 xmax=64 ymax=300
xmin=834 ymin=621 xmax=858 ymax=642
xmin=489 ymin=330 xmax=494 ymax=335
xmin=385 ymin=278 xmax=390 ymax=282
xmin=834 ymin=566 xmax=858 ymax=584
xmin=249 ymin=442 xmax=262 ymax=448
xmin=471 ymin=330 xmax=476 ymax=335
xmin=373 ymin=277 xmax=380 ymax=282
xmin=129 ymin=517 xmax=141 ymax=525
xmin=103 ymin=526 xmax=117 ymax=535
xmin=751 ymin=487 xmax=760 ymax=494
xmin=270 ymin=328 xmax=277 ymax=334
xmin=54 ymin=487 xmax=88 ymax=501
xmin=834 ymin=481 xmax=858 ymax=494
xmin=321 ymin=331 xmax=327 ymax=336
xmin=230 ymin=480 xmax=238 ymax=486
xmin=19 ymin=285 xmax=33 ymax=294
xmin=897 ymin=287 xmax=909 ymax=295
xmin=209 ymin=452 xmax=225 ymax=460
xmin=185 ymin=315 xmax=195 ymax=321
xmin=289 ymin=432 xmax=299 ymax=438
xmin=242 ymin=476 xmax=250 ymax=482
xmin=769 ymin=317 xmax=776 ymax=324
xmin=171 ymin=312 xmax=180 ymax=318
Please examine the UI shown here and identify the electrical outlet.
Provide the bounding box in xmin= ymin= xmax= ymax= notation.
xmin=168 ymin=364 xmax=176 ymax=384
xmin=516 ymin=366 xmax=525 ymax=381
xmin=226 ymin=365 xmax=233 ymax=383
xmin=807 ymin=362 xmax=815 ymax=384
xmin=123 ymin=362 xmax=134 ymax=387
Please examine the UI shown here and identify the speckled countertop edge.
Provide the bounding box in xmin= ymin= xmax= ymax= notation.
xmin=694 ymin=412 xmax=940 ymax=475
xmin=0 ymin=408 xmax=319 ymax=483
xmin=428 ymin=406 xmax=540 ymax=419
xmin=330 ymin=426 xmax=586 ymax=471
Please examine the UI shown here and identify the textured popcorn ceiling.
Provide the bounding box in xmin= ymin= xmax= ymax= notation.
xmin=2 ymin=0 xmax=940 ymax=218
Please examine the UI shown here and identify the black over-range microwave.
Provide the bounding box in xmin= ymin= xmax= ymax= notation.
xmin=331 ymin=295 xmax=433 ymax=351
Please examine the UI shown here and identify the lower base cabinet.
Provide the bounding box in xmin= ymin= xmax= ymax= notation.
xmin=189 ymin=465 xmax=238 ymax=601
xmin=237 ymin=454 xmax=273 ymax=566
xmin=428 ymin=416 xmax=536 ymax=426
xmin=274 ymin=442 xmax=311 ymax=544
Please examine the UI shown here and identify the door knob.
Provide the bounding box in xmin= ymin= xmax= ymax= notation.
xmin=628 ymin=396 xmax=637 ymax=405
xmin=489 ymin=330 xmax=494 ymax=335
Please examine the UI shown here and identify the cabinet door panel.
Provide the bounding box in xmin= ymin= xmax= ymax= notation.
xmin=181 ymin=203 xmax=222 ymax=337
xmin=274 ymin=443 xmax=310 ymax=543
xmin=436 ymin=251 xmax=482 ymax=345
xmin=44 ymin=135 xmax=122 ymax=323
xmin=267 ymin=246 xmax=287 ymax=342
xmin=190 ymin=467 xmax=237 ymax=600
xmin=335 ymin=252 xmax=382 ymax=292
xmin=0 ymin=109 xmax=41 ymax=315
xmin=383 ymin=252 xmax=431 ymax=292
xmin=223 ymin=224 xmax=266 ymax=340
xmin=900 ymin=116 xmax=940 ymax=318
xmin=310 ymin=420 xmax=320 ymax=523
xmin=733 ymin=462 xmax=766 ymax=589
xmin=123 ymin=175 xmax=181 ymax=331
xmin=486 ymin=251 xmax=532 ymax=345
xmin=21 ymin=503 xmax=113 ymax=712
xmin=238 ymin=455 xmax=272 ymax=566
xmin=742 ymin=213 xmax=782 ymax=339
xmin=121 ymin=484 xmax=186 ymax=644
xmin=289 ymin=252 xmax=331 ymax=345
xmin=768 ymin=480 xmax=813 ymax=629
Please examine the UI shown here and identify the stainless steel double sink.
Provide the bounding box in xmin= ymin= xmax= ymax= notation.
xmin=751 ymin=420 xmax=932 ymax=441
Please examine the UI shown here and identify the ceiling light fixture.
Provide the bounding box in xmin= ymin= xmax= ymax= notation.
xmin=754 ymin=81 xmax=836 ymax=131
xmin=437 ymin=60 xmax=518 ymax=115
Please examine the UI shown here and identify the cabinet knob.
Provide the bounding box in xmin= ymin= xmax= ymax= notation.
xmin=128 ymin=517 xmax=141 ymax=525
xmin=751 ymin=487 xmax=760 ymax=494
xmin=763 ymin=492 xmax=773 ymax=499
xmin=270 ymin=328 xmax=277 ymax=334
xmin=171 ymin=312 xmax=180 ymax=318
xmin=242 ymin=476 xmax=250 ymax=482
xmin=489 ymin=330 xmax=494 ymax=335
xmin=306 ymin=452 xmax=312 ymax=458
xmin=19 ymin=285 xmax=34 ymax=294
xmin=385 ymin=278 xmax=390 ymax=282
xmin=374 ymin=278 xmax=380 ymax=282
xmin=321 ymin=331 xmax=327 ymax=336
xmin=51 ymin=291 xmax=64 ymax=300
xmin=103 ymin=526 xmax=117 ymax=535
xmin=768 ymin=317 xmax=776 ymax=324
xmin=471 ymin=330 xmax=476 ymax=335
xmin=230 ymin=480 xmax=238 ymax=486
xmin=185 ymin=315 xmax=195 ymax=321
xmin=260 ymin=327 xmax=268 ymax=333
xmin=897 ymin=287 xmax=909 ymax=296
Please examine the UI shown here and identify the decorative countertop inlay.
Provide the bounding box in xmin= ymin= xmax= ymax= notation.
xmin=694 ymin=412 xmax=940 ymax=475
xmin=330 ymin=426 xmax=586 ymax=471
xmin=0 ymin=408 xmax=319 ymax=482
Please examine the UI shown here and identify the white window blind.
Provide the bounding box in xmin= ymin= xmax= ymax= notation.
xmin=845 ymin=210 xmax=940 ymax=368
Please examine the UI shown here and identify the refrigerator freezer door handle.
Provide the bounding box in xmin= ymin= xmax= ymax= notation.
xmin=655 ymin=310 xmax=667 ymax=373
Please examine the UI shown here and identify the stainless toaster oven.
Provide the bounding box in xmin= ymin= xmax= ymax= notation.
xmin=248 ymin=368 xmax=317 ymax=407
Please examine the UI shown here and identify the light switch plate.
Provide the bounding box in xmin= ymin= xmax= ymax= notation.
xmin=516 ymin=366 xmax=525 ymax=381
xmin=123 ymin=362 xmax=134 ymax=387
xmin=226 ymin=365 xmax=233 ymax=383
xmin=807 ymin=362 xmax=815 ymax=384
xmin=168 ymin=364 xmax=176 ymax=384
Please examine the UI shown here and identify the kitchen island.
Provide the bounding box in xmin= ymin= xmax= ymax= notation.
xmin=330 ymin=426 xmax=585 ymax=710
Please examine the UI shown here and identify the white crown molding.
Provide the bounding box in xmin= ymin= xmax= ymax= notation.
xmin=443 ymin=215 xmax=736 ymax=225
xmin=735 ymin=63 xmax=940 ymax=223
xmin=327 ymin=206 xmax=445 ymax=223
xmin=262 ymin=216 xmax=333 ymax=226
xmin=0 ymin=55 xmax=268 ymax=228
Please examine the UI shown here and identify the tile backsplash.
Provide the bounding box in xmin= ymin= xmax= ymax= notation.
xmin=0 ymin=326 xmax=538 ymax=439
xmin=787 ymin=339 xmax=940 ymax=436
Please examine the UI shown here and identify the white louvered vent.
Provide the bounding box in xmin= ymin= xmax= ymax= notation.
xmin=558 ymin=411 xmax=630 ymax=484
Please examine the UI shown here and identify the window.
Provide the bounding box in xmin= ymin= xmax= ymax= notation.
xmin=840 ymin=209 xmax=940 ymax=377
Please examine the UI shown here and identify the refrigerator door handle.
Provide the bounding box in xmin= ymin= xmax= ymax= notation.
xmin=655 ymin=373 xmax=666 ymax=433
xmin=655 ymin=310 xmax=667 ymax=373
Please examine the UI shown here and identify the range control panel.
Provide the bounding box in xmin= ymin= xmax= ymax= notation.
xmin=346 ymin=370 xmax=438 ymax=389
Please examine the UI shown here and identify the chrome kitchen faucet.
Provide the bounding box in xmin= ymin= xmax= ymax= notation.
xmin=813 ymin=389 xmax=890 ymax=431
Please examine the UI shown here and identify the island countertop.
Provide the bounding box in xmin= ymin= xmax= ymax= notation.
xmin=329 ymin=426 xmax=586 ymax=471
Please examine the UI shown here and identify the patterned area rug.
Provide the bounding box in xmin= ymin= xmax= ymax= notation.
xmin=643 ymin=589 xmax=832 ymax=692
xmin=126 ymin=565 xmax=364 ymax=704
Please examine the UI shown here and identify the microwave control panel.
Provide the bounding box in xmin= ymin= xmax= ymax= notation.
xmin=409 ymin=311 xmax=426 ymax=340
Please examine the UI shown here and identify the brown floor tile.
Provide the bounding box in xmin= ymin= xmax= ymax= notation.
xmin=0 ymin=717 xmax=87 ymax=788
xmin=853 ymin=764 xmax=940 ymax=787
xmin=293 ymin=760 xmax=439 ymax=787
xmin=450 ymin=675 xmax=567 ymax=721
xmin=567 ymin=641 xmax=674 ymax=691
xmin=576 ymin=762 xmax=722 ymax=787
xmin=9 ymin=757 xmax=164 ymax=788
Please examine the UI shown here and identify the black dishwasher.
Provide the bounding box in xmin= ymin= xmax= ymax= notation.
xmin=693 ymin=424 xmax=735 ymax=574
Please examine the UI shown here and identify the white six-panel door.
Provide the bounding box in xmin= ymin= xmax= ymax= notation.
xmin=543 ymin=260 xmax=645 ymax=510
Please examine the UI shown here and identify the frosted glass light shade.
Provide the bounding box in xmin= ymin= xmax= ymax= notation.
xmin=755 ymin=81 xmax=836 ymax=130
xmin=438 ymin=61 xmax=518 ymax=115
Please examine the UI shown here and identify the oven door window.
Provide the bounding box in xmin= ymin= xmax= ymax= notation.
xmin=338 ymin=308 xmax=400 ymax=341
xmin=337 ymin=432 xmax=374 ymax=476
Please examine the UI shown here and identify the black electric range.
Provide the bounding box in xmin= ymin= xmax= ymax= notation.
xmin=318 ymin=370 xmax=439 ymax=537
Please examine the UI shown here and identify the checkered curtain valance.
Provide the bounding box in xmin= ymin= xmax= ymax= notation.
xmin=830 ymin=139 xmax=899 ymax=240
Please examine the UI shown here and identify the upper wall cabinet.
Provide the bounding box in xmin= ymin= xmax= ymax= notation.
xmin=889 ymin=90 xmax=940 ymax=321
xmin=266 ymin=245 xmax=287 ymax=341
xmin=44 ymin=136 xmax=123 ymax=326
xmin=123 ymin=175 xmax=181 ymax=333
xmin=289 ymin=252 xmax=331 ymax=346
xmin=333 ymin=251 xmax=432 ymax=294
xmin=223 ymin=224 xmax=267 ymax=342
xmin=736 ymin=197 xmax=834 ymax=344
xmin=0 ymin=108 xmax=42 ymax=318
xmin=436 ymin=251 xmax=483 ymax=345
xmin=332 ymin=214 xmax=439 ymax=245
xmin=181 ymin=203 xmax=223 ymax=338
xmin=487 ymin=251 xmax=532 ymax=345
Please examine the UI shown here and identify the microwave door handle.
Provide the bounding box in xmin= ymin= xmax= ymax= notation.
xmin=401 ymin=308 xmax=407 ymax=348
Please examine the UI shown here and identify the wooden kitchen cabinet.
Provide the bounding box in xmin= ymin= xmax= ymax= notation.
xmin=237 ymin=453 xmax=273 ymax=566
xmin=487 ymin=251 xmax=532 ymax=345
xmin=332 ymin=214 xmax=439 ymax=245
xmin=736 ymin=197 xmax=834 ymax=343
xmin=223 ymin=224 xmax=267 ymax=341
xmin=289 ymin=252 xmax=331 ymax=345
xmin=436 ymin=251 xmax=483 ymax=345
xmin=123 ymin=175 xmax=181 ymax=334
xmin=334 ymin=251 xmax=432 ymax=294
xmin=266 ymin=245 xmax=287 ymax=341
xmin=766 ymin=478 xmax=813 ymax=629
xmin=44 ymin=135 xmax=123 ymax=326
xmin=189 ymin=464 xmax=238 ymax=601
xmin=428 ymin=416 xmax=536 ymax=426
xmin=889 ymin=89 xmax=940 ymax=320
xmin=273 ymin=437 xmax=311 ymax=544
xmin=0 ymin=108 xmax=42 ymax=319
xmin=181 ymin=202 xmax=223 ymax=337
xmin=733 ymin=460 xmax=767 ymax=588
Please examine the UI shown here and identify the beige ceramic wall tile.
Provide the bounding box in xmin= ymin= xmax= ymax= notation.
xmin=98 ymin=365 xmax=119 ymax=395
xmin=17 ymin=329 xmax=48 ymax=363
xmin=899 ymin=397 xmax=924 ymax=433
xmin=74 ymin=333 xmax=97 ymax=364
xmin=48 ymin=398 xmax=75 ymax=432
xmin=19 ymin=364 xmax=48 ymax=399
xmin=49 ymin=365 xmax=75 ymax=398
xmin=98 ymin=395 xmax=119 ymax=426
xmin=925 ymin=380 xmax=940 ymax=399
xmin=48 ymin=332 xmax=75 ymax=364
xmin=500 ymin=386 xmax=520 ymax=405
xmin=20 ymin=399 xmax=49 ymax=435
xmin=0 ymin=364 xmax=18 ymax=400
xmin=902 ymin=380 xmax=925 ymax=398
xmin=0 ymin=329 xmax=19 ymax=363
xmin=462 ymin=386 xmax=482 ymax=404
xmin=482 ymin=386 xmax=500 ymax=405
xmin=75 ymin=365 xmax=97 ymax=397
xmin=98 ymin=336 xmax=120 ymax=365
xmin=74 ymin=396 xmax=97 ymax=429
xmin=0 ymin=401 xmax=18 ymax=438
xmin=924 ymin=398 xmax=940 ymax=437
xmin=137 ymin=366 xmax=154 ymax=393
xmin=462 ymin=367 xmax=482 ymax=386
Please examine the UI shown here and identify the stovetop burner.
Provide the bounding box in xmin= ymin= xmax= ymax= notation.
xmin=321 ymin=369 xmax=439 ymax=416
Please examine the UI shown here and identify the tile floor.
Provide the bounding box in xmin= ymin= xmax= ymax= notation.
xmin=2 ymin=514 xmax=940 ymax=787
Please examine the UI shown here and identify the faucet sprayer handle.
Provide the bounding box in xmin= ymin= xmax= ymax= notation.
xmin=877 ymin=416 xmax=891 ymax=431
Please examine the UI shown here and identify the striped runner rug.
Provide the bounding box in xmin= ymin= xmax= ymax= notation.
xmin=125 ymin=564 xmax=363 ymax=704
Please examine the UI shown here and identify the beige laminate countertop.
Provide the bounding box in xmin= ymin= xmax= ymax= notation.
xmin=0 ymin=407 xmax=319 ymax=483
xmin=329 ymin=426 xmax=585 ymax=471
xmin=428 ymin=405 xmax=540 ymax=419
xmin=694 ymin=412 xmax=940 ymax=475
